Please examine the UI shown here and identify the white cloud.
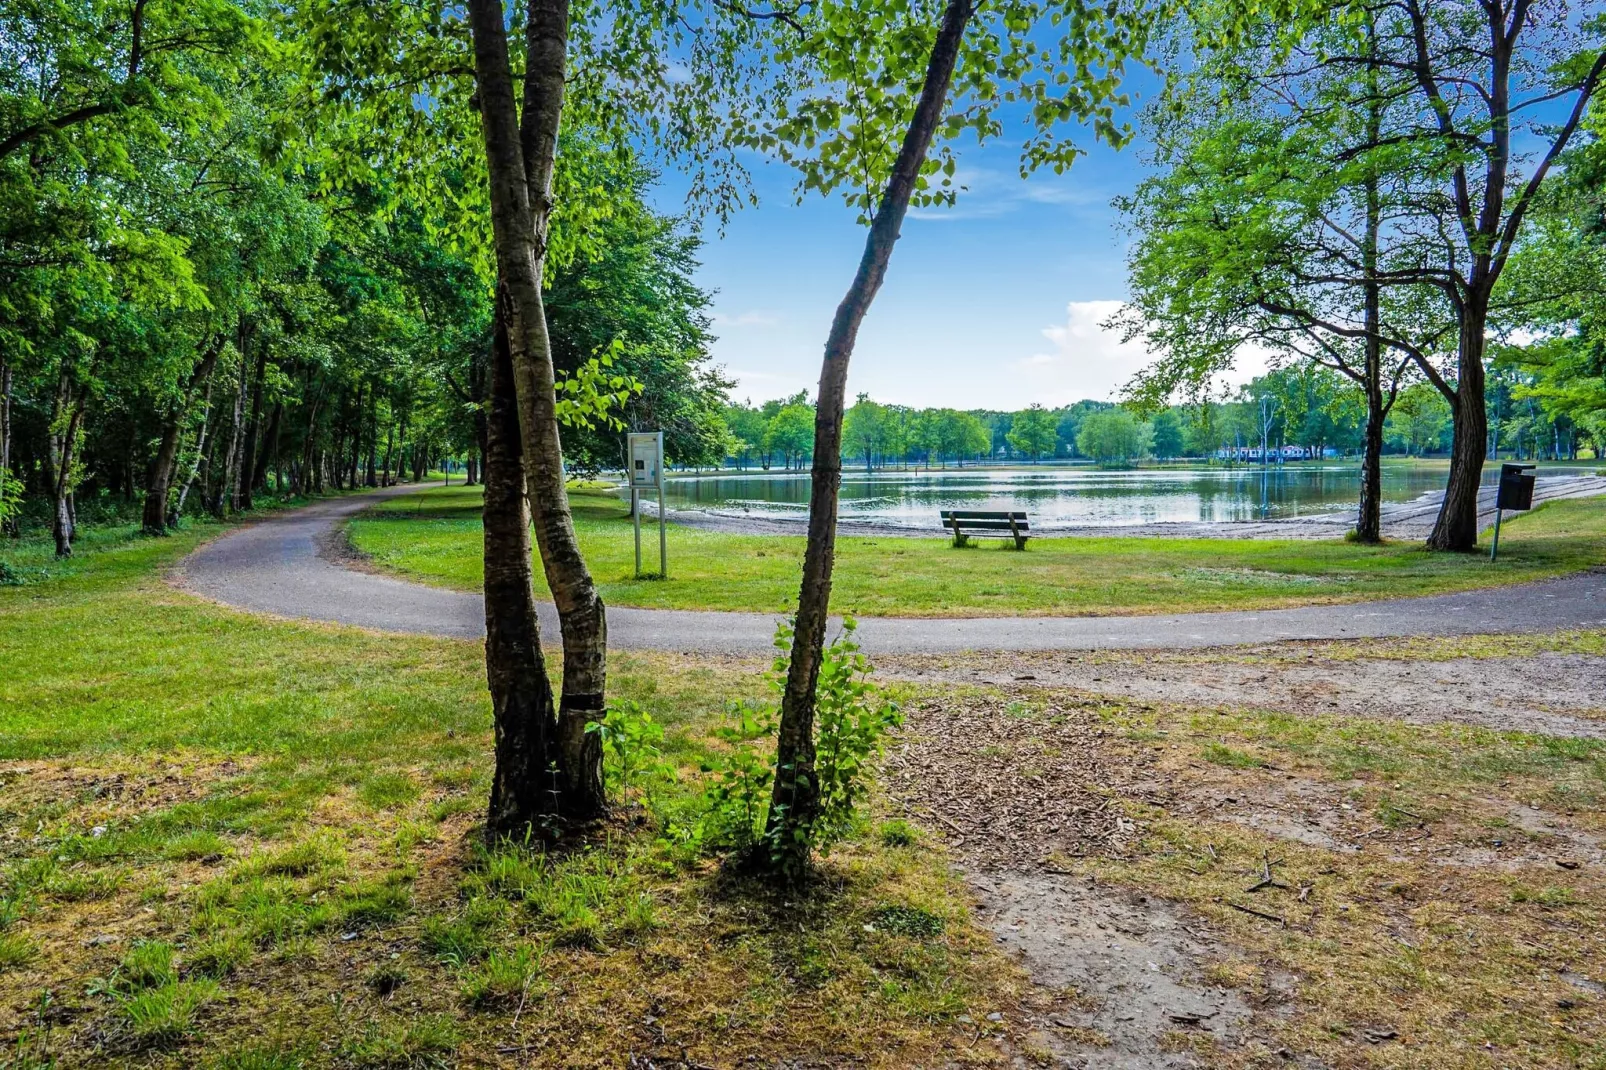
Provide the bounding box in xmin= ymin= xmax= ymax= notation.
xmin=711 ymin=309 xmax=781 ymax=328
xmin=1019 ymin=300 xmax=1272 ymax=404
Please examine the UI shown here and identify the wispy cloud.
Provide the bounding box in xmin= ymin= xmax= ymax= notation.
xmin=1018 ymin=301 xmax=1271 ymax=404
xmin=906 ymin=165 xmax=1116 ymax=222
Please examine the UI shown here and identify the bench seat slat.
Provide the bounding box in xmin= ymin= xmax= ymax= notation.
xmin=943 ymin=522 xmax=1028 ymax=531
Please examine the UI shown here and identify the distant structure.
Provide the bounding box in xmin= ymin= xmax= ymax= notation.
xmin=1214 ymin=445 xmax=1339 ymax=462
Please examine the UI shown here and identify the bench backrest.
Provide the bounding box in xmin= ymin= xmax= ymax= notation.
xmin=940 ymin=509 xmax=1030 ymax=531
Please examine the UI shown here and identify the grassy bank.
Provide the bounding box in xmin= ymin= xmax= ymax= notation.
xmin=0 ymin=528 xmax=1018 ymax=1068
xmin=345 ymin=483 xmax=1606 ymax=617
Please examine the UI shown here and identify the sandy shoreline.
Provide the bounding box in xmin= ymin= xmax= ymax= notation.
xmin=623 ymin=473 xmax=1606 ymax=541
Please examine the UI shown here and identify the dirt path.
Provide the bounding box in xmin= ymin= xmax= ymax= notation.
xmin=882 ymin=648 xmax=1606 ymax=739
xmin=886 ymin=647 xmax=1606 ymax=1067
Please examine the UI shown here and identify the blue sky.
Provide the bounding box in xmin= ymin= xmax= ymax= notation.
xmin=656 ymin=88 xmax=1204 ymax=412
xmin=675 ymin=140 xmax=1161 ymax=411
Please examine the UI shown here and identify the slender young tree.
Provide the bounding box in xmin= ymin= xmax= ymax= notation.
xmin=764 ymin=0 xmax=976 ymax=877
xmin=759 ymin=0 xmax=1154 ymax=878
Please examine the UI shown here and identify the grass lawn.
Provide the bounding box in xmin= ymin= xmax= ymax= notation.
xmin=345 ymin=482 xmax=1606 ymax=617
xmin=5 ymin=513 xmax=1606 ymax=1066
xmin=0 ymin=525 xmax=1019 ymax=1068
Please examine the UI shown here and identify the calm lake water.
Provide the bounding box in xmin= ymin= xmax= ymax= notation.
xmin=655 ymin=464 xmax=1529 ymax=529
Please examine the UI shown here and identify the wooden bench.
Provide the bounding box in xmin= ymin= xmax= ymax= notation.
xmin=940 ymin=509 xmax=1031 ymax=550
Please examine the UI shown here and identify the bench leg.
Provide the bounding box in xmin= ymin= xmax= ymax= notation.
xmin=1014 ymin=535 xmax=1027 ymax=551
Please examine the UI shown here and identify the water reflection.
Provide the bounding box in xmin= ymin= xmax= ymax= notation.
xmin=652 ymin=464 xmax=1531 ymax=530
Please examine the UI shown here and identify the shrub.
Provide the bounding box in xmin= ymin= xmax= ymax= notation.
xmin=588 ymin=699 xmax=669 ymax=803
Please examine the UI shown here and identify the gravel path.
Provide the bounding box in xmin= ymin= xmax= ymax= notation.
xmin=176 ymin=482 xmax=1606 ymax=653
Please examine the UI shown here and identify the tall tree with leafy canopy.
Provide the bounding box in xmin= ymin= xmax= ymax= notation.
xmin=303 ymin=0 xmax=785 ymax=831
xmin=758 ymin=0 xmax=1158 ymax=881
xmin=1166 ymin=0 xmax=1606 ymax=550
xmin=1006 ymin=403 xmax=1056 ymax=461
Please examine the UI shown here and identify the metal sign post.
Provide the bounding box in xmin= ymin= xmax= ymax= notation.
xmin=627 ymin=431 xmax=667 ymax=578
xmin=1490 ymin=462 xmax=1536 ymax=562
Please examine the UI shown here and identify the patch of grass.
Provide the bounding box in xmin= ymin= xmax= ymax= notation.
xmin=458 ymin=942 xmax=544 ymax=1008
xmin=872 ymin=905 xmax=945 ymax=938
xmin=187 ymin=933 xmax=252 ymax=979
xmin=339 ymin=871 xmax=413 ymax=928
xmin=120 ymin=978 xmax=219 ymax=1045
xmin=205 ymin=1042 xmax=311 ymax=1069
xmin=236 ymin=836 xmax=346 ymax=880
xmin=164 ymin=829 xmax=230 ymax=861
xmin=358 ymin=773 xmax=421 ymax=811
xmin=340 ymin=1014 xmax=458 ymax=1069
xmin=419 ymin=899 xmax=503 ymax=966
xmin=366 ymin=963 xmax=408 ymax=996
xmin=0 ymin=932 xmax=37 ymax=971
xmin=347 ymin=483 xmax=1606 ymax=617
xmin=104 ymin=939 xmax=177 ymax=994
xmin=1200 ymin=742 xmax=1267 ymax=768
xmin=878 ymin=819 xmax=919 ymax=847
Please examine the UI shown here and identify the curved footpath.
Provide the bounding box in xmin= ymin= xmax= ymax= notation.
xmin=177 ymin=482 xmax=1606 ymax=654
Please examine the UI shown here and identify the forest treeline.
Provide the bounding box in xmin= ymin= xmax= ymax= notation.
xmin=726 ymin=357 xmax=1597 ymax=470
xmin=0 ymin=1 xmax=731 ymax=556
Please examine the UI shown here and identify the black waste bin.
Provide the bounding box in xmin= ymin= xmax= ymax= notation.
xmin=1496 ymin=462 xmax=1536 ymax=511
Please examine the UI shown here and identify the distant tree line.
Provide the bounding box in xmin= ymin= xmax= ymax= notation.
xmin=713 ymin=356 xmax=1598 ymax=472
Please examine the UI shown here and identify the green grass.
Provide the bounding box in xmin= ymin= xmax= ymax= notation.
xmin=0 ymin=518 xmax=1017 ymax=1067
xmin=345 ymin=482 xmax=1606 ymax=617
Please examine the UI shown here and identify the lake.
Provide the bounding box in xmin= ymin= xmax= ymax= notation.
xmin=653 ymin=463 xmax=1547 ymax=530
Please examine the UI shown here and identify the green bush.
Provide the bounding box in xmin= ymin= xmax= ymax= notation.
xmin=588 ymin=699 xmax=670 ymax=804
xmin=680 ymin=618 xmax=901 ymax=881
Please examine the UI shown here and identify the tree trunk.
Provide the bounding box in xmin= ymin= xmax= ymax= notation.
xmin=253 ymin=402 xmax=281 ymax=493
xmin=365 ymin=389 xmax=379 ymax=487
xmin=144 ymin=340 xmax=222 ymax=534
xmin=483 ymin=307 xmax=566 ymax=834
xmin=1426 ymin=294 xmax=1489 ymax=552
xmin=1 ymin=359 xmax=11 ymax=478
xmin=468 ymin=0 xmax=607 ymax=819
xmin=763 ymin=0 xmax=975 ymax=880
xmin=213 ymin=331 xmax=250 ymax=516
xmin=381 ymin=420 xmax=395 ymax=486
xmin=174 ymin=373 xmax=214 ymax=522
xmin=238 ymin=339 xmax=268 ymax=512
xmin=1 ymin=358 xmax=13 ymax=538
xmin=48 ymin=375 xmax=85 ymax=557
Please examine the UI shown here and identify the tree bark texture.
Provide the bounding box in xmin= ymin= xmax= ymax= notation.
xmin=763 ymin=0 xmax=975 ymax=878
xmin=468 ymin=0 xmax=607 ymax=819
xmin=483 ymin=305 xmax=565 ymax=835
xmin=1427 ymin=297 xmax=1488 ymax=550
